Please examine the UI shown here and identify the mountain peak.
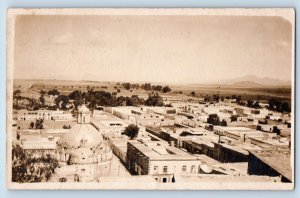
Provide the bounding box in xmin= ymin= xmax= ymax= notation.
xmin=224 ymin=75 xmax=290 ymax=86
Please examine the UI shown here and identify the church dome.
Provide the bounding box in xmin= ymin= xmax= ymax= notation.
xmin=60 ymin=124 xmax=103 ymax=148
xmin=57 ymin=102 xmax=112 ymax=167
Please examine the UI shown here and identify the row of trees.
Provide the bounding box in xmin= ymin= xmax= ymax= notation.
xmin=245 ymin=98 xmax=290 ymax=112
xmin=268 ymin=98 xmax=291 ymax=112
xmin=199 ymin=93 xmax=291 ymax=113
xmin=121 ymin=82 xmax=172 ymax=93
xmin=48 ymin=89 xmax=60 ymax=96
xmin=246 ymin=100 xmax=261 ymax=108
xmin=13 ymin=90 xmax=45 ymax=110
xmin=203 ymin=94 xmax=242 ymax=103
xmin=53 ymin=89 xmax=165 ymax=110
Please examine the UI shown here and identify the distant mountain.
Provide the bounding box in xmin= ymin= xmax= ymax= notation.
xmin=232 ymin=81 xmax=262 ymax=86
xmin=223 ymin=75 xmax=291 ymax=86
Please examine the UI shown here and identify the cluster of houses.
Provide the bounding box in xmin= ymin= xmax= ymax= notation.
xmin=13 ymin=98 xmax=292 ymax=183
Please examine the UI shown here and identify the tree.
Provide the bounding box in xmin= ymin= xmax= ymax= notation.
xmin=13 ymin=90 xmax=21 ymax=99
xmin=124 ymin=124 xmax=139 ymax=139
xmin=39 ymin=95 xmax=45 ymax=106
xmin=69 ymin=90 xmax=84 ymax=108
xmin=128 ymin=95 xmax=145 ymax=106
xmin=236 ymin=95 xmax=242 ymax=103
xmin=35 ymin=119 xmax=44 ymax=129
xmin=122 ymin=83 xmax=131 ymax=90
xmin=40 ymin=90 xmax=46 ymax=95
xmin=30 ymin=122 xmax=34 ymax=129
xmin=16 ymin=132 xmax=20 ymax=140
xmin=12 ymin=145 xmax=59 ymax=183
xmin=63 ymin=125 xmax=71 ymax=129
xmin=131 ymin=83 xmax=140 ymax=89
xmin=162 ymin=86 xmax=172 ymax=93
xmin=230 ymin=115 xmax=237 ymax=122
xmin=112 ymin=92 xmax=117 ymax=99
xmin=268 ymin=98 xmax=280 ymax=111
xmin=207 ymin=114 xmax=221 ymax=125
xmin=191 ymin=91 xmax=196 ymax=97
xmin=213 ymin=94 xmax=220 ymax=102
xmin=282 ymin=102 xmax=291 ymax=112
xmin=273 ymin=126 xmax=281 ymax=135
xmin=152 ymin=85 xmax=163 ymax=92
xmin=141 ymin=83 xmax=152 ymax=91
xmin=246 ymin=99 xmax=259 ymax=108
xmin=69 ymin=90 xmax=83 ymax=101
xmin=253 ymin=101 xmax=260 ymax=108
xmin=220 ymin=119 xmax=227 ymax=126
xmin=48 ymin=89 xmax=60 ymax=96
xmin=247 ymin=100 xmax=254 ymax=107
xmin=145 ymin=92 xmax=164 ymax=106
xmin=58 ymin=95 xmax=70 ymax=110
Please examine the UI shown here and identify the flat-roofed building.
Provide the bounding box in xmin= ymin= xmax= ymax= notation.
xmin=212 ymin=141 xmax=249 ymax=163
xmin=17 ymin=110 xmax=52 ymax=121
xmin=247 ymin=136 xmax=290 ymax=149
xmin=92 ymin=110 xmax=128 ymax=136
xmin=103 ymin=133 xmax=129 ymax=164
xmin=17 ymin=109 xmax=73 ymax=121
xmin=161 ymin=126 xmax=213 ymax=147
xmin=19 ymin=134 xmax=59 ymax=157
xmin=213 ymin=126 xmax=269 ymax=143
xmin=51 ymin=110 xmax=73 ymax=121
xmin=126 ymin=140 xmax=203 ymax=183
xmin=111 ymin=106 xmax=172 ymax=127
xmin=248 ymin=149 xmax=292 ymax=183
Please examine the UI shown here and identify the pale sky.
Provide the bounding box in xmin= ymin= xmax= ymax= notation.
xmin=14 ymin=14 xmax=293 ymax=84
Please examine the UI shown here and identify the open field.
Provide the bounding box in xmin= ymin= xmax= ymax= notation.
xmin=14 ymin=79 xmax=292 ymax=103
xmin=170 ymin=84 xmax=292 ymax=102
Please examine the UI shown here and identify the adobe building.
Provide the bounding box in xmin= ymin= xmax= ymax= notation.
xmin=126 ymin=139 xmax=202 ymax=183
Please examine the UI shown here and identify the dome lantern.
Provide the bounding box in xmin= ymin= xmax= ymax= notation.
xmin=77 ymin=104 xmax=90 ymax=124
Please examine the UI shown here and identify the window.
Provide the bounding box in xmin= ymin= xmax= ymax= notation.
xmin=191 ymin=165 xmax=196 ymax=173
xmin=162 ymin=178 xmax=167 ymax=183
xmin=154 ymin=166 xmax=158 ymax=171
xmin=182 ymin=165 xmax=187 ymax=172
xmin=163 ymin=166 xmax=168 ymax=173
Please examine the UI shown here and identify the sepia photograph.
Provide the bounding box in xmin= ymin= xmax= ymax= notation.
xmin=6 ymin=8 xmax=294 ymax=190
